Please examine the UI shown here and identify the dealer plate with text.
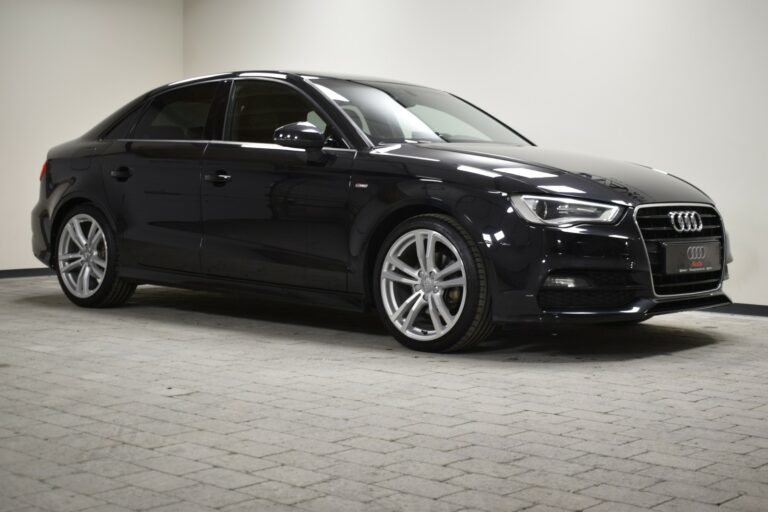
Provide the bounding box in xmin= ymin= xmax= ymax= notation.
xmin=664 ymin=241 xmax=721 ymax=275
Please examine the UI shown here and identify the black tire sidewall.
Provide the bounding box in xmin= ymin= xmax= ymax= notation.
xmin=54 ymin=205 xmax=121 ymax=307
xmin=373 ymin=216 xmax=484 ymax=352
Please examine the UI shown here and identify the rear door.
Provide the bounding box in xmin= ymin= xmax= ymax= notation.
xmin=101 ymin=81 xmax=227 ymax=272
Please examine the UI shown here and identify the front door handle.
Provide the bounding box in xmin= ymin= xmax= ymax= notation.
xmin=110 ymin=167 xmax=132 ymax=181
xmin=204 ymin=171 xmax=232 ymax=185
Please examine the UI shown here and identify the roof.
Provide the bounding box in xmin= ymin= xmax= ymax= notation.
xmin=162 ymin=70 xmax=424 ymax=90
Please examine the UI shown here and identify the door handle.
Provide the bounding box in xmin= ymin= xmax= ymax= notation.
xmin=204 ymin=171 xmax=232 ymax=185
xmin=110 ymin=167 xmax=132 ymax=181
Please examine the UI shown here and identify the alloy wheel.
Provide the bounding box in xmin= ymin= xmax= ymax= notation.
xmin=380 ymin=228 xmax=467 ymax=341
xmin=57 ymin=214 xmax=108 ymax=298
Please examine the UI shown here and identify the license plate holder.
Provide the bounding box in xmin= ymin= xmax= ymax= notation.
xmin=664 ymin=241 xmax=721 ymax=275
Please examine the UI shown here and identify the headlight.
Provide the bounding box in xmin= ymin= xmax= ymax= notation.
xmin=509 ymin=195 xmax=623 ymax=226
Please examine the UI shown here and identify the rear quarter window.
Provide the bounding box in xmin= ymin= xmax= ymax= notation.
xmin=133 ymin=82 xmax=220 ymax=140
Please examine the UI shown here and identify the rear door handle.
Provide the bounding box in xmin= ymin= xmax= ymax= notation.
xmin=110 ymin=167 xmax=132 ymax=181
xmin=204 ymin=171 xmax=232 ymax=185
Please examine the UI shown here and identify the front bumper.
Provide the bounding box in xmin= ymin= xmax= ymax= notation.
xmin=486 ymin=205 xmax=731 ymax=323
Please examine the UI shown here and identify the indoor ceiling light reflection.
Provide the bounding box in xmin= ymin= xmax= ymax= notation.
xmin=312 ymin=83 xmax=349 ymax=102
xmin=494 ymin=167 xmax=557 ymax=179
xmin=239 ymin=72 xmax=287 ymax=79
xmin=457 ymin=165 xmax=501 ymax=178
xmin=537 ymin=185 xmax=585 ymax=194
xmin=371 ymin=144 xmax=440 ymax=162
xmin=169 ymin=73 xmax=228 ymax=85
xmin=240 ymin=142 xmax=302 ymax=151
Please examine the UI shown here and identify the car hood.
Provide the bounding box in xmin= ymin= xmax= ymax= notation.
xmin=377 ymin=143 xmax=712 ymax=206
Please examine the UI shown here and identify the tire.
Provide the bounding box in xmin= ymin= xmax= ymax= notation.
xmin=54 ymin=204 xmax=136 ymax=308
xmin=373 ymin=214 xmax=494 ymax=352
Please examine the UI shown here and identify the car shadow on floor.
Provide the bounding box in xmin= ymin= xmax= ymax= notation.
xmin=19 ymin=285 xmax=722 ymax=361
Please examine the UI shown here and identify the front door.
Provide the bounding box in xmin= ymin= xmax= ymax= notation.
xmin=200 ymin=79 xmax=352 ymax=290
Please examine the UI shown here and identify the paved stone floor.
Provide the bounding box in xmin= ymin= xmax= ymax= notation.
xmin=0 ymin=276 xmax=767 ymax=512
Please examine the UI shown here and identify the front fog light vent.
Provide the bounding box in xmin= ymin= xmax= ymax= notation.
xmin=543 ymin=276 xmax=591 ymax=289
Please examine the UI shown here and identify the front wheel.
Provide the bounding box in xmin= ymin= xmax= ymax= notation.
xmin=55 ymin=205 xmax=136 ymax=308
xmin=373 ymin=214 xmax=495 ymax=352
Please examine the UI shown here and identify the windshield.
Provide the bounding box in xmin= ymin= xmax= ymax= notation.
xmin=308 ymin=78 xmax=530 ymax=146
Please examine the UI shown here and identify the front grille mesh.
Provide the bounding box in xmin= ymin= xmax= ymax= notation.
xmin=538 ymin=289 xmax=637 ymax=310
xmin=635 ymin=205 xmax=724 ymax=295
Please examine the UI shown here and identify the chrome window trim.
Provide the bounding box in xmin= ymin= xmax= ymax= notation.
xmin=115 ymin=138 xmax=357 ymax=153
xmin=633 ymin=202 xmax=726 ymax=298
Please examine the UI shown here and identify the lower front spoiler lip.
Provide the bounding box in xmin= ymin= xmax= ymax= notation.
xmin=505 ymin=293 xmax=732 ymax=325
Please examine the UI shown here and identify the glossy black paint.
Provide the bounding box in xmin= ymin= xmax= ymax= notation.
xmin=32 ymin=71 xmax=732 ymax=324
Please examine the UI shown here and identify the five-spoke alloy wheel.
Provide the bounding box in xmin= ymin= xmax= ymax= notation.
xmin=374 ymin=214 xmax=494 ymax=352
xmin=55 ymin=205 xmax=136 ymax=308
xmin=58 ymin=214 xmax=108 ymax=298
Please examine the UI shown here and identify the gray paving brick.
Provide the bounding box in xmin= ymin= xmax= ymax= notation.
xmin=116 ymin=470 xmax=195 ymax=492
xmin=512 ymin=487 xmax=600 ymax=511
xmin=238 ymin=480 xmax=322 ymax=505
xmin=442 ymin=490 xmax=530 ymax=511
xmin=186 ymin=467 xmax=263 ymax=489
xmin=93 ymin=486 xmax=178 ymax=510
xmin=384 ymin=461 xmax=464 ymax=481
xmin=0 ymin=471 xmax=52 ymax=498
xmin=578 ymin=468 xmax=659 ymax=490
xmin=379 ymin=475 xmax=463 ymax=499
xmin=512 ymin=470 xmax=592 ymax=492
xmin=135 ymin=455 xmax=211 ymax=476
xmin=17 ymin=488 xmax=104 ymax=512
xmin=46 ymin=472 xmax=125 ymax=495
xmin=374 ymin=492 xmax=462 ymax=512
xmin=299 ymin=494 xmax=389 ymax=512
xmin=308 ymin=478 xmax=395 ymax=502
xmin=632 ymin=451 xmax=712 ymax=470
xmin=446 ymin=473 xmax=528 ymax=495
xmin=201 ymin=453 xmax=279 ymax=473
xmin=168 ymin=484 xmax=251 ymax=508
xmin=579 ymin=483 xmax=671 ymax=508
xmin=645 ymin=481 xmax=739 ymax=505
xmin=322 ymin=462 xmax=399 ymax=484
xmin=253 ymin=465 xmax=330 ymax=487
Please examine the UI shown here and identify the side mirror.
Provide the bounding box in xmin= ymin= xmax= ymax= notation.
xmin=273 ymin=122 xmax=325 ymax=150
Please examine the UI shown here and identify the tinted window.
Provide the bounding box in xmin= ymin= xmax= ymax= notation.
xmin=101 ymin=106 xmax=141 ymax=140
xmin=133 ymin=82 xmax=219 ymax=140
xmin=227 ymin=81 xmax=332 ymax=143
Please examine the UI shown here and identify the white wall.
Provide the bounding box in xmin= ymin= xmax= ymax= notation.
xmin=0 ymin=0 xmax=183 ymax=269
xmin=184 ymin=0 xmax=768 ymax=305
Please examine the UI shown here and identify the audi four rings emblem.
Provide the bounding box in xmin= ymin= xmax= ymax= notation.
xmin=668 ymin=211 xmax=704 ymax=232
xmin=687 ymin=245 xmax=707 ymax=260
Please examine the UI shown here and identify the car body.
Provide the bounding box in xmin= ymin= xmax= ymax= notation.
xmin=32 ymin=71 xmax=732 ymax=350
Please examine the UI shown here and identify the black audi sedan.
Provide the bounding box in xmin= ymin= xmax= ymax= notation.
xmin=32 ymin=71 xmax=732 ymax=352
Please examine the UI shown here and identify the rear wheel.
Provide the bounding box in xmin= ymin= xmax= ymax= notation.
xmin=55 ymin=205 xmax=135 ymax=308
xmin=374 ymin=214 xmax=494 ymax=352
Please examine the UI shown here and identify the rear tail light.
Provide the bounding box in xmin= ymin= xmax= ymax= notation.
xmin=39 ymin=161 xmax=47 ymax=180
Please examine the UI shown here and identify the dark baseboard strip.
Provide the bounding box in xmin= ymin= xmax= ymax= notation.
xmin=711 ymin=303 xmax=768 ymax=317
xmin=0 ymin=268 xmax=54 ymax=278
